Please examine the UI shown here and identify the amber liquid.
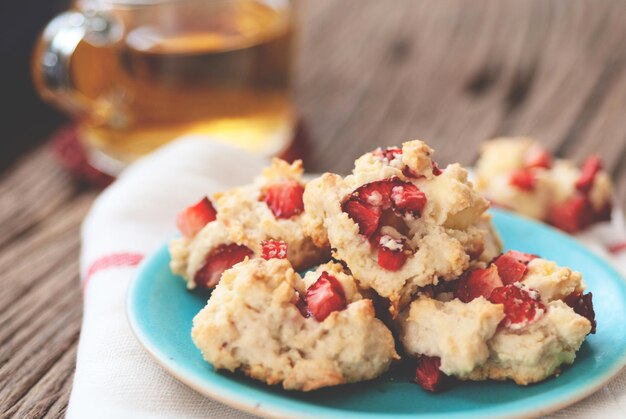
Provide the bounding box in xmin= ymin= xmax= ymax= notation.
xmin=69 ymin=0 xmax=294 ymax=171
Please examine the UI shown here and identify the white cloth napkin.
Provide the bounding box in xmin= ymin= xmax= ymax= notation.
xmin=67 ymin=137 xmax=626 ymax=419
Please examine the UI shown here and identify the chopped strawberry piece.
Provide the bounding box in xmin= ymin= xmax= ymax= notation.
xmin=391 ymin=183 xmax=427 ymax=216
xmin=489 ymin=284 xmax=545 ymax=328
xmin=509 ymin=169 xmax=536 ymax=191
xmin=493 ymin=252 xmax=532 ymax=284
xmin=378 ymin=246 xmax=407 ymax=271
xmin=294 ymin=292 xmax=310 ymax=318
xmin=576 ymin=156 xmax=602 ymax=193
xmin=524 ymin=147 xmax=552 ymax=169
xmin=342 ymin=198 xmax=382 ymax=236
xmin=455 ymin=265 xmax=503 ymax=303
xmin=564 ymin=292 xmax=596 ymax=334
xmin=431 ymin=162 xmax=443 ymax=176
xmin=373 ymin=147 xmax=402 ymax=163
xmin=194 ymin=244 xmax=253 ymax=288
xmin=548 ymin=194 xmax=594 ymax=233
xmin=261 ymin=240 xmax=288 ymax=260
xmin=415 ymin=356 xmax=447 ymax=392
xmin=352 ymin=179 xmax=395 ymax=208
xmin=505 ymin=250 xmax=539 ymax=264
xmin=376 ymin=235 xmax=408 ymax=271
xmin=402 ymin=166 xmax=420 ymax=179
xmin=305 ymin=272 xmax=347 ymax=321
xmin=176 ymin=197 xmax=217 ymax=238
xmin=344 ymin=177 xmax=428 ymax=237
xmin=263 ymin=180 xmax=305 ymax=219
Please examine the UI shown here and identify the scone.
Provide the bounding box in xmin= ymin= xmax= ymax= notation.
xmin=398 ymin=250 xmax=595 ymax=390
xmin=191 ymin=254 xmax=399 ymax=391
xmin=475 ymin=137 xmax=612 ymax=232
xmin=170 ymin=158 xmax=329 ymax=289
xmin=304 ymin=140 xmax=492 ymax=313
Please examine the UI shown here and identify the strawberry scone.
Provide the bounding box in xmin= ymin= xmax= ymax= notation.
xmin=475 ymin=137 xmax=613 ymax=233
xmin=304 ymin=140 xmax=493 ymax=313
xmin=399 ymin=251 xmax=595 ymax=390
xmin=170 ymin=159 xmax=328 ymax=289
xmin=191 ymin=248 xmax=399 ymax=391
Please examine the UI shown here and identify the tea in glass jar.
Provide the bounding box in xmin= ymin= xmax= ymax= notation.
xmin=34 ymin=0 xmax=296 ymax=174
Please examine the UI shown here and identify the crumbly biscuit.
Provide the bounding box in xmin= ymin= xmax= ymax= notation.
xmin=214 ymin=159 xmax=326 ymax=268
xmin=170 ymin=159 xmax=328 ymax=288
xmin=399 ymin=295 xmax=504 ymax=375
xmin=398 ymin=256 xmax=592 ymax=385
xmin=475 ymin=137 xmax=612 ymax=226
xmin=476 ymin=213 xmax=503 ymax=263
xmin=303 ymin=140 xmax=490 ymax=312
xmin=522 ymin=258 xmax=586 ymax=303
xmin=170 ymin=221 xmax=233 ymax=287
xmin=192 ymin=259 xmax=399 ymax=391
xmin=462 ymin=300 xmax=591 ymax=385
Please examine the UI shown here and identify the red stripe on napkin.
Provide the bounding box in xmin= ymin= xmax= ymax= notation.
xmin=609 ymin=242 xmax=626 ymax=254
xmin=82 ymin=252 xmax=145 ymax=291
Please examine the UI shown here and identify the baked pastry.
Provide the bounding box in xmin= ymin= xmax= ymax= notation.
xmin=398 ymin=250 xmax=595 ymax=390
xmin=475 ymin=137 xmax=612 ymax=232
xmin=303 ymin=140 xmax=492 ymax=313
xmin=169 ymin=138 xmax=599 ymax=394
xmin=170 ymin=159 xmax=328 ymax=289
xmin=191 ymin=253 xmax=399 ymax=391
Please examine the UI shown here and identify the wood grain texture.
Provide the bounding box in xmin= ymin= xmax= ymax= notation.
xmin=3 ymin=1 xmax=626 ymax=417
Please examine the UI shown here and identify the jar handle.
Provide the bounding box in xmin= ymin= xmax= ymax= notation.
xmin=33 ymin=10 xmax=120 ymax=117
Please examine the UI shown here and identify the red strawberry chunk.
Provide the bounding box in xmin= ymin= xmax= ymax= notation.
xmin=342 ymin=198 xmax=382 ymax=236
xmin=509 ymin=169 xmax=536 ymax=191
xmin=194 ymin=244 xmax=253 ymax=288
xmin=431 ymin=162 xmax=443 ymax=176
xmin=373 ymin=147 xmax=402 ymax=163
xmin=455 ymin=265 xmax=503 ymax=303
xmin=415 ymin=356 xmax=447 ymax=392
xmin=263 ymin=180 xmax=305 ymax=219
xmin=564 ymin=292 xmax=596 ymax=334
xmin=575 ymin=156 xmax=602 ymax=193
xmin=391 ymin=183 xmax=427 ymax=216
xmin=488 ymin=283 xmax=545 ymax=329
xmin=524 ymin=146 xmax=553 ymax=169
xmin=493 ymin=252 xmax=530 ymax=284
xmin=402 ymin=166 xmax=419 ymax=179
xmin=506 ymin=250 xmax=539 ymax=264
xmin=176 ymin=197 xmax=217 ymax=238
xmin=353 ymin=180 xmax=395 ymax=208
xmin=376 ymin=235 xmax=408 ymax=271
xmin=305 ymin=272 xmax=347 ymax=321
xmin=344 ymin=177 xmax=428 ymax=237
xmin=378 ymin=247 xmax=407 ymax=271
xmin=548 ymin=194 xmax=594 ymax=233
xmin=261 ymin=240 xmax=288 ymax=260
xmin=294 ymin=292 xmax=310 ymax=318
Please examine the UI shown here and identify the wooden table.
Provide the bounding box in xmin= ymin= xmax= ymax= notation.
xmin=3 ymin=0 xmax=626 ymax=417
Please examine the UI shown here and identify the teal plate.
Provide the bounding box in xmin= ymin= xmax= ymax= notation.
xmin=127 ymin=208 xmax=626 ymax=418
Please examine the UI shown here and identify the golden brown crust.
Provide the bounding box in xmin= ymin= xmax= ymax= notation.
xmin=475 ymin=137 xmax=613 ymax=221
xmin=191 ymin=259 xmax=399 ymax=391
xmin=303 ymin=140 xmax=490 ymax=312
xmin=398 ymin=258 xmax=592 ymax=385
xmin=170 ymin=158 xmax=329 ymax=288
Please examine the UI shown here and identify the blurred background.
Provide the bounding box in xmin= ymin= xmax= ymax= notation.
xmin=5 ymin=0 xmax=626 ymax=185
xmin=1 ymin=0 xmax=69 ymax=169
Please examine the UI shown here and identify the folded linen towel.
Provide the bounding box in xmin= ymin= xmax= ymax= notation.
xmin=67 ymin=137 xmax=626 ymax=418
